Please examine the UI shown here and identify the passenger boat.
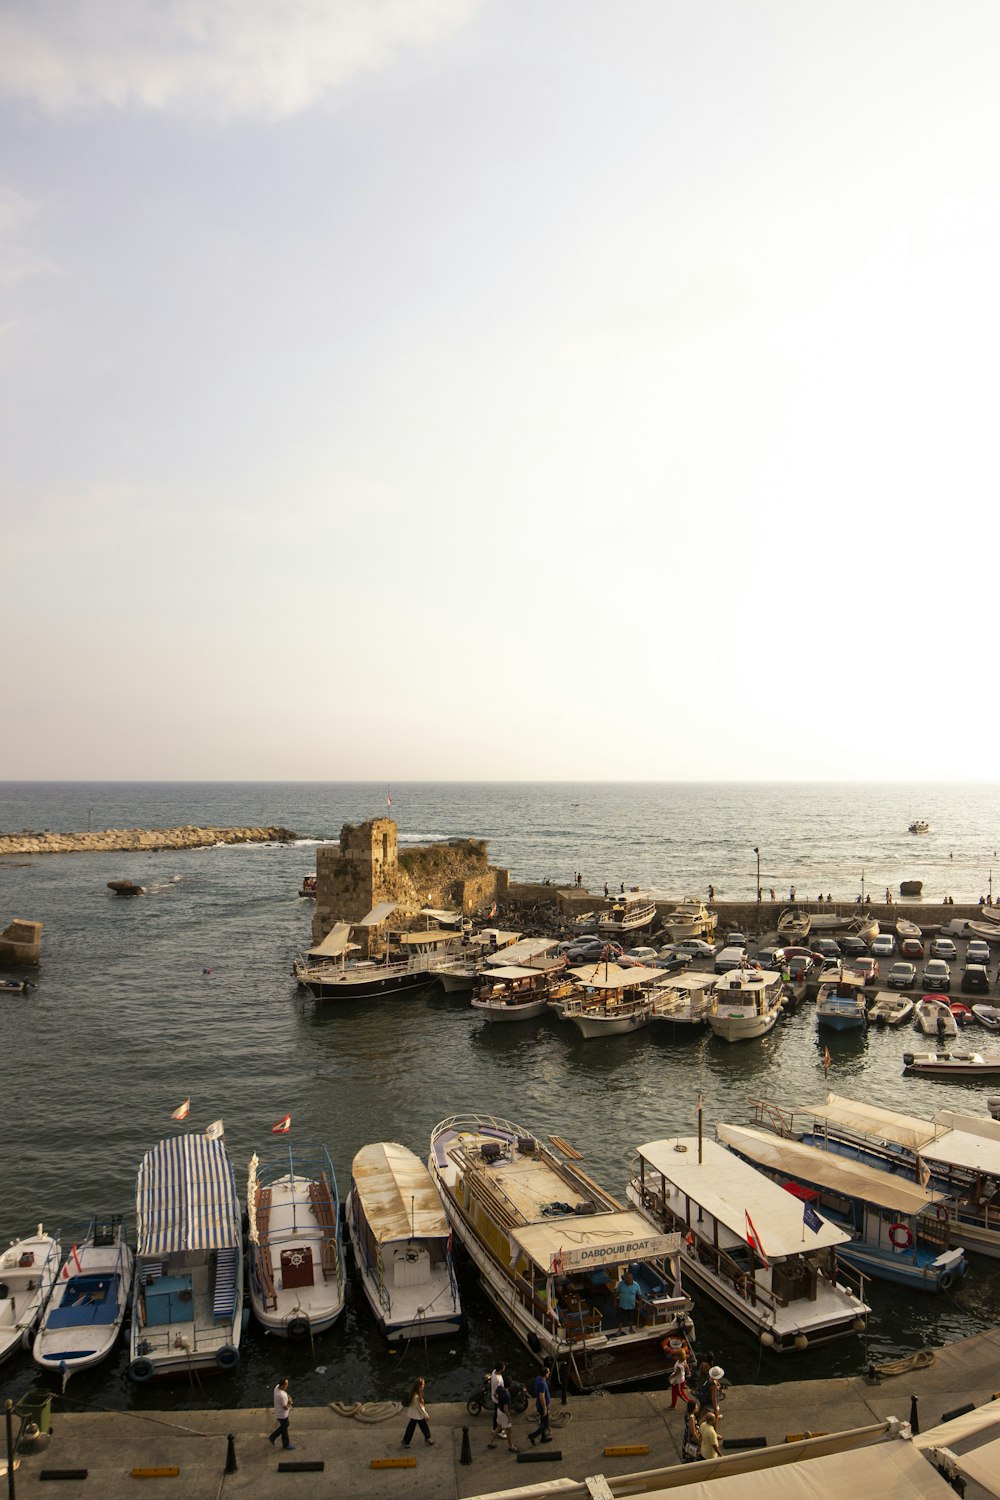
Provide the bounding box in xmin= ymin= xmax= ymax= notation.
xmin=909 ymin=820 xmax=930 ymax=834
xmin=903 ymin=1050 xmax=1000 ymax=1079
xmin=129 ymin=1132 xmax=244 ymax=1381
xmin=708 ymin=968 xmax=783 ymax=1042
xmin=896 ymin=919 xmax=923 ymax=940
xmin=914 ymin=997 xmax=959 ymax=1039
xmin=470 ymin=958 xmax=573 ymax=1022
xmin=627 ymin=1136 xmax=869 ymax=1352
xmin=247 ymin=1145 xmax=345 ymax=1338
xmin=816 ymin=970 xmax=868 ymax=1031
xmin=428 ymin=1114 xmax=694 ymax=1390
xmin=346 ymin=1142 xmax=461 ymax=1339
xmin=662 ymin=899 xmax=717 ymax=943
xmin=777 ymin=908 xmax=811 ymax=946
xmin=33 ymin=1217 xmax=133 ymax=1376
xmin=972 ymin=1006 xmax=1000 ymax=1031
xmin=868 ymin=992 xmax=914 ymax=1028
xmin=555 ymin=962 xmax=659 ymax=1038
xmin=433 ymin=929 xmax=523 ymax=994
xmin=647 ymin=972 xmax=717 ymax=1030
xmin=716 ymin=1124 xmax=967 ymax=1295
xmin=0 ymin=1226 xmax=61 ymax=1365
xmin=597 ymin=891 xmax=657 ymax=936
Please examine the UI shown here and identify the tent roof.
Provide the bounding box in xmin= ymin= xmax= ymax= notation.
xmin=568 ymin=962 xmax=661 ymax=988
xmin=716 ymin=1124 xmax=945 ymax=1214
xmin=795 ymin=1094 xmax=1000 ymax=1173
xmin=485 ymin=938 xmax=559 ymax=965
xmin=351 ymin=1141 xmax=449 ymax=1243
xmin=136 ymin=1133 xmax=239 ymax=1256
xmin=308 ymin=921 xmax=352 ymax=958
xmin=357 ymin=901 xmax=396 ymax=927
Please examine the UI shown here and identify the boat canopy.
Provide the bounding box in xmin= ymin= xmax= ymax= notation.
xmin=568 ymin=962 xmax=661 ymax=988
xmin=654 ymin=973 xmax=719 ymax=994
xmin=418 ymin=907 xmax=462 ymax=926
xmin=510 ymin=1210 xmax=680 ymax=1274
xmin=352 ymin=1142 xmax=449 ymax=1243
xmin=636 ymin=1137 xmax=849 ymax=1256
xmin=136 ymin=1134 xmax=239 ymax=1256
xmin=308 ymin=921 xmax=352 ymax=958
xmin=716 ymin=1124 xmax=946 ymax=1215
xmin=796 ymin=1094 xmax=941 ymax=1153
xmin=394 ymin=927 xmax=457 ymax=947
xmin=482 ymin=964 xmax=554 ymax=981
xmin=357 ymin=901 xmax=397 ymax=927
xmin=485 ymin=938 xmax=559 ymax=966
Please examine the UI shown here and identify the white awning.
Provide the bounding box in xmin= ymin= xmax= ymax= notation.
xmin=510 ymin=1211 xmax=680 ymax=1273
xmin=630 ymin=1440 xmax=961 ymax=1500
xmin=485 ymin=938 xmax=559 ymax=965
xmin=568 ymin=962 xmax=661 ymax=988
xmin=357 ymin=901 xmax=397 ymax=927
xmin=351 ymin=1141 xmax=450 ymax=1243
xmin=796 ymin=1095 xmax=1000 ymax=1173
xmin=483 ymin=965 xmax=550 ymax=981
xmin=308 ymin=921 xmax=352 ymax=958
xmin=794 ymin=1094 xmax=941 ymax=1153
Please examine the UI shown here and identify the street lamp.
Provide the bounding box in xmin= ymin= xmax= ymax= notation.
xmin=754 ymin=847 xmax=761 ymax=934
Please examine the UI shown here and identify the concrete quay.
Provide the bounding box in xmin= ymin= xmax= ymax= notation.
xmin=0 ymin=826 xmax=299 ymax=858
xmin=8 ymin=1329 xmax=1000 ymax=1499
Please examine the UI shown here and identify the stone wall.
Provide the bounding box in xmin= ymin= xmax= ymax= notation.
xmin=0 ymin=826 xmax=298 ymax=857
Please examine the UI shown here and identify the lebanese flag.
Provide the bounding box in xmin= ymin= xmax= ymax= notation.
xmin=745 ymin=1210 xmax=769 ymax=1268
xmin=271 ymin=1114 xmax=292 ymax=1134
xmin=823 ymin=1045 xmax=832 ymax=1072
xmin=171 ymin=1097 xmax=191 ymax=1120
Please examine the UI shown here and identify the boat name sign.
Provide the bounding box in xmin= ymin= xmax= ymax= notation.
xmin=551 ymin=1232 xmax=681 ymax=1272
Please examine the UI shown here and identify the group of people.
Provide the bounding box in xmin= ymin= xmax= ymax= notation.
xmin=667 ymin=1347 xmax=727 ymax=1461
xmin=485 ymin=1359 xmax=553 ymax=1453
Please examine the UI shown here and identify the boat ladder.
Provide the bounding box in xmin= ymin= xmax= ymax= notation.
xmin=213 ymin=1247 xmax=238 ymax=1319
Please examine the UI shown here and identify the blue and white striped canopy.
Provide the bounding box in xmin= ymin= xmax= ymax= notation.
xmin=136 ymin=1134 xmax=239 ymax=1256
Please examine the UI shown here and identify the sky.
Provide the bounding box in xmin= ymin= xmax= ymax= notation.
xmin=2 ymin=1 xmax=999 ymax=782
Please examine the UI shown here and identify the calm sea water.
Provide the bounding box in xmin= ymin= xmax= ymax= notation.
xmin=2 ymin=781 xmax=999 ymax=1415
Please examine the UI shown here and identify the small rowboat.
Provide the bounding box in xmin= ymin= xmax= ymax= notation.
xmin=869 ymin=992 xmax=913 ymax=1028
xmin=949 ymin=1002 xmax=975 ymax=1028
xmin=903 ymin=1050 xmax=1000 ymax=1078
xmin=972 ymin=1005 xmax=1000 ymax=1032
xmin=0 ymin=978 xmax=32 ymax=994
xmin=896 ymin=919 xmax=922 ymax=940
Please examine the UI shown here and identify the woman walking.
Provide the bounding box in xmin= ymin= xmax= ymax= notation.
xmin=682 ymin=1400 xmax=700 ymax=1462
xmin=669 ymin=1350 xmax=691 ymax=1408
xmin=401 ymin=1376 xmax=434 ymax=1448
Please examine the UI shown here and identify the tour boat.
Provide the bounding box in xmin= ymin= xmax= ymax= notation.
xmin=470 ymin=958 xmax=573 ymax=1022
xmin=662 ymin=898 xmax=717 ymax=943
xmin=129 ymin=1131 xmax=244 ymax=1381
xmin=868 ymin=992 xmax=914 ymax=1028
xmin=647 ymin=972 xmax=717 ymax=1030
xmin=433 ymin=930 xmax=523 ymax=994
xmin=914 ymin=997 xmax=960 ymax=1039
xmin=777 ymin=908 xmax=811 ymax=945
xmin=597 ymin=891 xmax=657 ymax=935
xmin=428 ymin=1114 xmax=694 ymax=1390
xmin=555 ymin=962 xmax=659 ymax=1038
xmin=0 ymin=1226 xmax=61 ymax=1365
xmin=627 ymin=1136 xmax=869 ymax=1353
xmin=247 ymin=1144 xmax=346 ymax=1338
xmin=903 ymin=1051 xmax=1000 ymax=1079
xmin=816 ymin=970 xmax=868 ymax=1031
xmin=346 ymin=1141 xmax=461 ymax=1339
xmin=708 ymin=967 xmax=783 ymax=1042
xmin=33 ymin=1217 xmax=133 ymax=1376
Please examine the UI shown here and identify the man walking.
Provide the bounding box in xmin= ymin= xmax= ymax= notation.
xmin=269 ymin=1377 xmax=295 ymax=1451
xmin=527 ymin=1363 xmax=552 ymax=1445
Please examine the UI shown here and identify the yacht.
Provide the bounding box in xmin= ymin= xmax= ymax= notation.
xmin=662 ymin=899 xmax=717 ymax=943
xmin=597 ymin=892 xmax=657 ymax=936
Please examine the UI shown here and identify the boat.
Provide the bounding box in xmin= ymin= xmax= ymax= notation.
xmin=627 ymin=1136 xmax=869 ymax=1353
xmin=555 ymin=962 xmax=659 ymax=1038
xmin=647 ymin=972 xmax=717 ymax=1030
xmin=777 ymin=908 xmax=811 ymax=945
xmin=662 ymin=899 xmax=717 ymax=943
xmin=428 ymin=1114 xmax=694 ymax=1390
xmin=965 ymin=922 xmax=1000 ymax=944
xmin=0 ymin=977 xmax=32 ymax=994
xmin=903 ymin=1051 xmax=1000 ymax=1079
xmin=597 ymin=891 xmax=657 ymax=936
xmin=847 ymin=914 xmax=880 ymax=946
xmin=708 ymin=967 xmax=784 ymax=1043
xmin=107 ymin=879 xmax=144 ymax=896
xmin=0 ymin=1226 xmax=61 ymax=1365
xmin=298 ymin=874 xmax=317 ymax=897
xmin=246 ymin=1144 xmax=346 ymax=1338
xmin=914 ymin=996 xmax=959 ymax=1039
xmin=896 ymin=919 xmax=923 ymax=940
xmin=433 ymin=929 xmax=522 ymax=994
xmin=868 ymin=992 xmax=914 ymax=1028
xmin=950 ymin=1002 xmax=975 ymax=1028
xmin=346 ymin=1141 xmax=461 ymax=1339
xmin=33 ymin=1217 xmax=133 ymax=1376
xmin=816 ymin=970 xmax=868 ymax=1031
xmin=470 ymin=958 xmax=573 ymax=1022
xmin=909 ymin=820 xmax=930 ymax=834
xmin=972 ymin=1005 xmax=1000 ymax=1031
xmin=989 ymin=1097 xmax=1000 ymax=1120
xmin=129 ymin=1131 xmax=244 ymax=1381
xmin=715 ymin=1124 xmax=967 ymax=1294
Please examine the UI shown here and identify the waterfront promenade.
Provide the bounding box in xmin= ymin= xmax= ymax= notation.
xmin=8 ymin=1328 xmax=999 ymax=1498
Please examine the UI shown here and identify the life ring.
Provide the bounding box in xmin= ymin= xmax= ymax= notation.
xmin=938 ymin=1271 xmax=954 ymax=1291
xmin=286 ymin=1316 xmax=310 ymax=1339
xmin=216 ymin=1344 xmax=240 ymax=1370
xmin=935 ymin=1205 xmax=949 ymax=1223
xmin=889 ymin=1223 xmax=913 ymax=1250
xmin=129 ymin=1356 xmax=155 ymax=1383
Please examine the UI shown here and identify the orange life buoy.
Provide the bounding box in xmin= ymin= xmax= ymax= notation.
xmin=889 ymin=1222 xmax=913 ymax=1250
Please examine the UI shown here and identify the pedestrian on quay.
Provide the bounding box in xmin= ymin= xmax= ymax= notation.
xmin=489 ymin=1361 xmax=506 ymax=1434
xmin=698 ymin=1364 xmax=725 ymax=1421
xmin=527 ymin=1363 xmax=553 ymax=1444
xmin=770 ymin=887 xmax=776 ymax=902
xmin=604 ymin=882 xmax=610 ymax=898
xmin=669 ymin=1349 xmax=691 ymax=1407
xmin=401 ymin=1376 xmax=434 ymax=1447
xmin=699 ymin=1410 xmax=722 ymax=1460
xmin=487 ymin=1383 xmax=519 ymax=1453
xmin=268 ymin=1377 xmax=295 ymax=1451
xmin=682 ymin=1400 xmax=701 ymax=1461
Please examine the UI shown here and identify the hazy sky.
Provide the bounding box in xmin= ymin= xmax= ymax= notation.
xmin=3 ymin=2 xmax=998 ymax=781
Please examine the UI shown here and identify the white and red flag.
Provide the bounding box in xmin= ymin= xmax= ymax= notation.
xmin=205 ymin=1120 xmax=224 ymax=1141
xmin=745 ymin=1210 xmax=769 ymax=1268
xmin=171 ymin=1098 xmax=191 ymax=1120
xmin=271 ymin=1114 xmax=292 ymax=1134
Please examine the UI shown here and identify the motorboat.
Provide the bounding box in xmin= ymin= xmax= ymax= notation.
xmin=972 ymin=1006 xmax=1000 ymax=1031
xmin=708 ymin=968 xmax=783 ymax=1043
xmin=909 ymin=820 xmax=930 ymax=834
xmin=647 ymin=972 xmax=717 ymax=1030
xmin=868 ymin=992 xmax=914 ymax=1028
xmin=129 ymin=1131 xmax=244 ymax=1381
xmin=0 ymin=1226 xmax=61 ymax=1365
xmin=470 ymin=958 xmax=573 ymax=1022
xmin=662 ymin=899 xmax=717 ymax=943
xmin=914 ymin=996 xmax=960 ymax=1039
xmin=896 ymin=919 xmax=923 ymax=940
xmin=298 ymin=910 xmax=467 ymax=1000
xmin=433 ymin=929 xmax=522 ymax=994
xmin=628 ymin=1136 xmax=869 ymax=1353
xmin=33 ymin=1217 xmax=133 ymax=1376
xmin=816 ymin=971 xmax=868 ymax=1031
xmin=597 ymin=891 xmax=657 ymax=936
xmin=950 ymin=1002 xmax=975 ymax=1028
xmin=247 ymin=1144 xmax=346 ymax=1338
xmin=777 ymin=908 xmax=811 ymax=946
xmin=0 ymin=977 xmax=32 ymax=994
xmin=903 ymin=1051 xmax=1000 ymax=1079
xmin=346 ymin=1142 xmax=461 ymax=1340
xmin=298 ymin=875 xmax=317 ymax=897
xmin=429 ymin=1114 xmax=694 ymax=1390
xmin=555 ymin=962 xmax=659 ymax=1038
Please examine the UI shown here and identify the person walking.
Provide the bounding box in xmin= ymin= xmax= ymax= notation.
xmin=268 ymin=1377 xmax=295 ymax=1451
xmin=401 ymin=1376 xmax=434 ymax=1447
xmin=699 ymin=1409 xmax=721 ymax=1460
xmin=698 ymin=1364 xmax=725 ymax=1421
xmin=527 ymin=1363 xmax=552 ymax=1444
xmin=487 ymin=1383 xmax=519 ymax=1453
xmin=489 ymin=1361 xmax=506 ymax=1435
xmin=681 ymin=1400 xmax=701 ymax=1462
xmin=669 ymin=1350 xmax=691 ymax=1408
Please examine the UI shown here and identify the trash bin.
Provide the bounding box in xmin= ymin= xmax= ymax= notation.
xmin=16 ymin=1387 xmax=53 ymax=1436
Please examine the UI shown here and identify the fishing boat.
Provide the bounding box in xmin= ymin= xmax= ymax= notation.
xmin=816 ymin=970 xmax=868 ymax=1031
xmin=909 ymin=820 xmax=930 ymax=834
xmin=903 ymin=1051 xmax=1000 ymax=1079
xmin=0 ymin=1226 xmax=61 ymax=1365
xmin=868 ymin=992 xmax=914 ymax=1028
xmin=346 ymin=1142 xmax=461 ymax=1339
xmin=428 ymin=1114 xmax=694 ymax=1390
xmin=246 ymin=1144 xmax=345 ymax=1338
xmin=129 ymin=1131 xmax=244 ymax=1381
xmin=777 ymin=908 xmax=811 ymax=946
xmin=715 ymin=1124 xmax=967 ymax=1294
xmin=33 ymin=1217 xmax=133 ymax=1375
xmin=847 ymin=914 xmax=880 ymax=946
xmin=470 ymin=958 xmax=573 ymax=1022
xmin=896 ymin=919 xmax=923 ymax=940
xmin=914 ymin=996 xmax=959 ymax=1039
xmin=972 ymin=1006 xmax=1000 ymax=1031
xmin=0 ymin=977 xmax=32 ymax=994
xmin=555 ymin=962 xmax=659 ymax=1038
xmin=597 ymin=891 xmax=657 ymax=936
xmin=708 ymin=968 xmax=783 ymax=1042
xmin=647 ymin=972 xmax=717 ymax=1031
xmin=627 ymin=1136 xmax=869 ymax=1352
xmin=662 ymin=898 xmax=717 ymax=943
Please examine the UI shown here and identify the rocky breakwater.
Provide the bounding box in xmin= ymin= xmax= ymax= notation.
xmin=0 ymin=825 xmax=299 ymax=857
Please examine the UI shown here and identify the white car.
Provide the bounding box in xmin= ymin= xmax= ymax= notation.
xmin=930 ymin=936 xmax=958 ymax=961
xmin=674 ymin=938 xmax=718 ymax=958
xmin=871 ymin=934 xmax=896 ymax=957
xmin=622 ymin=946 xmax=657 ymax=962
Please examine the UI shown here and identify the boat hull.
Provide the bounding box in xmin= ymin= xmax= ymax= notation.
xmin=0 ymin=1231 xmax=61 ymax=1366
xmin=472 ymin=997 xmax=550 ymax=1022
xmin=708 ymin=1012 xmax=778 ymax=1042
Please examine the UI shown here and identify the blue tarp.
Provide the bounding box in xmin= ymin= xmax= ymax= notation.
xmin=136 ymin=1134 xmax=239 ymax=1256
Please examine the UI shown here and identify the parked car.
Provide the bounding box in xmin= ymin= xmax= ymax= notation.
xmin=839 ymin=936 xmax=869 ymax=956
xmin=851 ymin=957 xmax=879 ymax=985
xmin=901 ymin=937 xmax=925 ymax=959
xmin=622 ymin=946 xmax=658 ymax=962
xmin=966 ymin=940 xmax=992 ymax=967
xmin=787 ymin=955 xmax=814 ymax=980
xmin=783 ymin=946 xmax=814 ymax=962
xmin=715 ymin=945 xmax=748 ymax=974
xmin=673 ymin=938 xmax=718 ymax=958
xmin=725 ymin=932 xmax=748 ymax=949
xmin=754 ymin=945 xmax=787 ymax=970
xmin=815 ymin=938 xmax=842 ymax=959
xmin=653 ymin=950 xmax=690 ymax=973
xmin=961 ymin=964 xmax=991 ymax=996
xmin=930 ymin=936 xmax=958 ymax=962
xmin=887 ymin=961 xmax=917 ymax=990
xmin=922 ymin=958 xmax=952 ymax=992
xmin=871 ymin=934 xmax=896 ymax=957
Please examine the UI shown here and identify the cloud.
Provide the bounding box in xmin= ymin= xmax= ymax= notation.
xmin=0 ymin=0 xmax=480 ymax=117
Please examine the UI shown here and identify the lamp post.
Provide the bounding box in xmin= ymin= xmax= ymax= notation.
xmin=754 ymin=847 xmax=761 ymax=935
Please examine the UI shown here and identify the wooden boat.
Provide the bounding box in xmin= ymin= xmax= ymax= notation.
xmin=0 ymin=977 xmax=32 ymax=994
xmin=129 ymin=1132 xmax=244 ymax=1381
xmin=555 ymin=962 xmax=659 ymax=1038
xmin=628 ymin=1136 xmax=869 ymax=1352
xmin=0 ymin=1226 xmax=61 ymax=1365
xmin=846 ymin=914 xmax=879 ymax=946
xmin=662 ymin=899 xmax=717 ymax=943
xmin=33 ymin=1217 xmax=133 ymax=1376
xmin=914 ymin=997 xmax=959 ymax=1039
xmin=965 ymin=922 xmax=1000 ymax=944
xmin=429 ymin=1114 xmax=693 ymax=1390
xmin=869 ymin=991 xmax=914 ymax=1027
xmin=470 ymin=958 xmax=572 ymax=1022
xmin=107 ymin=879 xmax=144 ymax=896
xmin=909 ymin=820 xmax=930 ymax=834
xmin=434 ymin=929 xmax=523 ymax=994
xmin=896 ymin=919 xmax=923 ymax=940
xmin=777 ymin=908 xmax=811 ymax=945
xmin=346 ymin=1142 xmax=461 ymax=1339
xmin=647 ymin=973 xmax=717 ymax=1030
xmin=903 ymin=1050 xmax=1000 ymax=1078
xmin=816 ymin=971 xmax=867 ymax=1031
xmin=972 ymin=1005 xmax=1000 ymax=1031
xmin=247 ymin=1144 xmax=346 ymax=1339
xmin=597 ymin=891 xmax=657 ymax=936
xmin=708 ymin=968 xmax=783 ymax=1042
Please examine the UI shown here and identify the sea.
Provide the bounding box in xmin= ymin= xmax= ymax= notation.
xmin=2 ymin=780 xmax=1000 ymax=1416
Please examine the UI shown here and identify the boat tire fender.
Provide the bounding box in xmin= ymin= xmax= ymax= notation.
xmin=216 ymin=1344 xmax=240 ymax=1369
xmin=129 ymin=1356 xmax=155 ymax=1383
xmin=889 ymin=1223 xmax=914 ymax=1251
xmin=939 ymin=1271 xmax=954 ymax=1291
xmin=935 ymin=1205 xmax=949 ymax=1223
xmin=286 ymin=1317 xmax=310 ymax=1340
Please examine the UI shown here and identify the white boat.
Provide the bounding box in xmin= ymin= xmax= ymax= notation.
xmin=346 ymin=1141 xmax=461 ymax=1340
xmin=247 ymin=1144 xmax=346 ymax=1338
xmin=914 ymin=996 xmax=960 ymax=1039
xmin=972 ymin=1005 xmax=1000 ymax=1031
xmin=129 ymin=1131 xmax=244 ymax=1381
xmin=816 ymin=971 xmax=868 ymax=1031
xmin=896 ymin=919 xmax=923 ymax=940
xmin=648 ymin=972 xmax=718 ymax=1030
xmin=470 ymin=959 xmax=573 ymax=1022
xmin=429 ymin=1114 xmax=694 ymax=1390
xmin=434 ymin=929 xmax=522 ymax=993
xmin=777 ymin=908 xmax=811 ymax=945
xmin=597 ymin=891 xmax=657 ymax=935
xmin=627 ymin=1136 xmax=869 ymax=1353
xmin=903 ymin=1050 xmax=1000 ymax=1079
xmin=33 ymin=1217 xmax=133 ymax=1376
xmin=556 ymin=962 xmax=659 ymax=1038
xmin=708 ymin=968 xmax=783 ymax=1042
xmin=988 ymin=1097 xmax=1000 ymax=1120
xmin=869 ymin=991 xmax=914 ymax=1027
xmin=0 ymin=1226 xmax=61 ymax=1365
xmin=662 ymin=898 xmax=717 ymax=943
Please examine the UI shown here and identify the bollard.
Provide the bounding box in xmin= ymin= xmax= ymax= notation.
xmin=460 ymin=1426 xmax=472 ymax=1466
xmin=224 ymin=1434 xmax=237 ymax=1475
xmin=909 ymin=1395 xmax=920 ymax=1437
